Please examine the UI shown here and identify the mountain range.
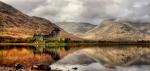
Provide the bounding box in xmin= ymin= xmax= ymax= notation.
xmin=0 ymin=1 xmax=150 ymax=41
xmin=82 ymin=20 xmax=146 ymax=41
xmin=122 ymin=21 xmax=150 ymax=35
xmin=0 ymin=1 xmax=79 ymax=40
xmin=55 ymin=22 xmax=96 ymax=35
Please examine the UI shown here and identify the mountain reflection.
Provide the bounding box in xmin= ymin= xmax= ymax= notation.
xmin=0 ymin=45 xmax=150 ymax=68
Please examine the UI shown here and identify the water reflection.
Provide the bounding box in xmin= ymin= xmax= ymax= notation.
xmin=0 ymin=47 xmax=52 ymax=67
xmin=56 ymin=46 xmax=150 ymax=67
xmin=0 ymin=45 xmax=82 ymax=68
xmin=0 ymin=45 xmax=150 ymax=69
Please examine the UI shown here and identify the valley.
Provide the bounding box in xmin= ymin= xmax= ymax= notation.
xmin=0 ymin=1 xmax=150 ymax=71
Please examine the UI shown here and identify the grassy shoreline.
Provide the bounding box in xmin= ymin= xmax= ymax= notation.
xmin=0 ymin=43 xmax=33 ymax=46
xmin=0 ymin=42 xmax=150 ymax=47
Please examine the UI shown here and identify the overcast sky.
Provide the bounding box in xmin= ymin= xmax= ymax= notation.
xmin=1 ymin=0 xmax=150 ymax=24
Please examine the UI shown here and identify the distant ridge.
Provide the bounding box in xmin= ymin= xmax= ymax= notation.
xmin=55 ymin=22 xmax=96 ymax=35
xmin=82 ymin=20 xmax=145 ymax=41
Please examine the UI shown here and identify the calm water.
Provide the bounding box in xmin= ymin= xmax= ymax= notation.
xmin=0 ymin=45 xmax=150 ymax=71
xmin=0 ymin=45 xmax=83 ymax=67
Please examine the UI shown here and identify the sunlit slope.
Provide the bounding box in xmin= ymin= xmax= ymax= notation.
xmin=82 ymin=20 xmax=145 ymax=41
xmin=0 ymin=1 xmax=80 ymax=40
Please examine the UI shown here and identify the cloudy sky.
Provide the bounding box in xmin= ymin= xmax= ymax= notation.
xmin=1 ymin=0 xmax=150 ymax=24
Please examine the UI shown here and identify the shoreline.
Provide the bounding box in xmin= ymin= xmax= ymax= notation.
xmin=0 ymin=43 xmax=33 ymax=46
xmin=0 ymin=42 xmax=150 ymax=46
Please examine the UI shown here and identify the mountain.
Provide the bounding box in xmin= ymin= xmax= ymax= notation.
xmin=55 ymin=22 xmax=96 ymax=35
xmin=82 ymin=20 xmax=145 ymax=41
xmin=0 ymin=1 xmax=55 ymax=38
xmin=0 ymin=1 xmax=79 ymax=40
xmin=124 ymin=21 xmax=150 ymax=35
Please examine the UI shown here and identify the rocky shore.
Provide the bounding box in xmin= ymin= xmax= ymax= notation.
xmin=1 ymin=63 xmax=150 ymax=71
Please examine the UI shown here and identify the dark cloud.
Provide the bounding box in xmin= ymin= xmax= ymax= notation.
xmin=1 ymin=0 xmax=46 ymax=14
xmin=1 ymin=0 xmax=150 ymax=24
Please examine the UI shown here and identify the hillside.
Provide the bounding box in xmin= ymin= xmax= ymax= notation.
xmin=125 ymin=21 xmax=150 ymax=35
xmin=55 ymin=22 xmax=96 ymax=35
xmin=0 ymin=1 xmax=79 ymax=40
xmin=82 ymin=20 xmax=145 ymax=41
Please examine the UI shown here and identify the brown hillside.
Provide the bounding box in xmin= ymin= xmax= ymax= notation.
xmin=82 ymin=20 xmax=145 ymax=41
xmin=0 ymin=1 xmax=80 ymax=40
